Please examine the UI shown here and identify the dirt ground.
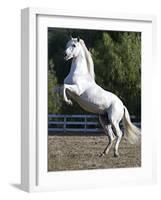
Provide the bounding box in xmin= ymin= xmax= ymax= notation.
xmin=48 ymin=133 xmax=141 ymax=171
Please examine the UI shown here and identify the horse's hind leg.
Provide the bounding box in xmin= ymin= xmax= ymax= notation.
xmin=107 ymin=103 xmax=124 ymax=157
xmin=99 ymin=115 xmax=115 ymax=156
xmin=111 ymin=122 xmax=123 ymax=157
xmin=102 ymin=125 xmax=115 ymax=156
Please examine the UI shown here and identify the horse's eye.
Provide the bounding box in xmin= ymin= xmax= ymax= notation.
xmin=72 ymin=44 xmax=76 ymax=47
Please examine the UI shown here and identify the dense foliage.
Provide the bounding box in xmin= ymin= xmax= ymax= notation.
xmin=48 ymin=28 xmax=141 ymax=117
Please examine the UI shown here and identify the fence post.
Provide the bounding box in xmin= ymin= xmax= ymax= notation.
xmin=64 ymin=115 xmax=66 ymax=133
xmin=84 ymin=115 xmax=87 ymax=133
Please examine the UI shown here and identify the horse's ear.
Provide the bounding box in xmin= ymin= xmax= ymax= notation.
xmin=70 ymin=35 xmax=73 ymax=40
xmin=77 ymin=36 xmax=80 ymax=42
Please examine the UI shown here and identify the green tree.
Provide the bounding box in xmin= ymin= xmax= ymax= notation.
xmin=48 ymin=59 xmax=62 ymax=114
xmin=92 ymin=32 xmax=141 ymax=116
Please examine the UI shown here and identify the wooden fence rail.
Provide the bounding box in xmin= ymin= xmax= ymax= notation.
xmin=48 ymin=114 xmax=141 ymax=133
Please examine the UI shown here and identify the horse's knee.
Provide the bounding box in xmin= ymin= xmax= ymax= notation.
xmin=116 ymin=131 xmax=123 ymax=139
xmin=111 ymin=121 xmax=122 ymax=135
xmin=109 ymin=132 xmax=116 ymax=142
xmin=104 ymin=124 xmax=115 ymax=141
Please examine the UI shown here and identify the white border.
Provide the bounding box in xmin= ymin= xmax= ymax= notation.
xmin=21 ymin=7 xmax=156 ymax=192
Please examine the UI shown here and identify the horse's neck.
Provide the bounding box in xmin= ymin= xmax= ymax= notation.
xmin=70 ymin=50 xmax=88 ymax=75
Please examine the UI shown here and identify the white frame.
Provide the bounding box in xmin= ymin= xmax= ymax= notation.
xmin=21 ymin=7 xmax=157 ymax=192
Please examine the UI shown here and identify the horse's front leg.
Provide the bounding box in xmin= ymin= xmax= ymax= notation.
xmin=63 ymin=84 xmax=81 ymax=105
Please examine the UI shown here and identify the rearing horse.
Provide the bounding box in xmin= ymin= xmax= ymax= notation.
xmin=63 ymin=37 xmax=140 ymax=157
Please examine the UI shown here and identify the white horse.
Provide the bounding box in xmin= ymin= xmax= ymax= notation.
xmin=63 ymin=36 xmax=140 ymax=157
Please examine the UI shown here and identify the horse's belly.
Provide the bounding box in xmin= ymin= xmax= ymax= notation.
xmin=73 ymin=85 xmax=111 ymax=114
xmin=75 ymin=96 xmax=105 ymax=114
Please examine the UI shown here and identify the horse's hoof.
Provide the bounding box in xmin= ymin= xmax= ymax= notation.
xmin=98 ymin=152 xmax=105 ymax=157
xmin=114 ymin=152 xmax=119 ymax=157
xmin=66 ymin=100 xmax=73 ymax=106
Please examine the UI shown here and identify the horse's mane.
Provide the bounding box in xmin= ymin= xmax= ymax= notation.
xmin=79 ymin=39 xmax=95 ymax=80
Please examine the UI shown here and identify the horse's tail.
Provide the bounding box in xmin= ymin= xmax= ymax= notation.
xmin=122 ymin=106 xmax=140 ymax=144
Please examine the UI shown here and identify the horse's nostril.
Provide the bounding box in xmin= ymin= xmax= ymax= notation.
xmin=64 ymin=52 xmax=67 ymax=57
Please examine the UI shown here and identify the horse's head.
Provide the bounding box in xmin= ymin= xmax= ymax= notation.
xmin=64 ymin=37 xmax=81 ymax=60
